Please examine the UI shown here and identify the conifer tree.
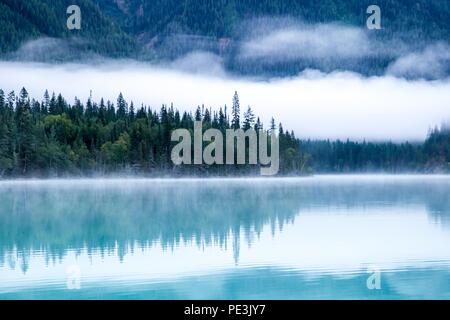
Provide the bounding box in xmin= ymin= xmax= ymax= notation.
xmin=117 ymin=93 xmax=128 ymax=119
xmin=231 ymin=91 xmax=240 ymax=129
xmin=16 ymin=88 xmax=34 ymax=174
xmin=243 ymin=106 xmax=255 ymax=130
xmin=270 ymin=117 xmax=276 ymax=133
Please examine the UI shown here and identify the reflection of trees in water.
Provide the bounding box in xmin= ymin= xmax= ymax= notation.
xmin=0 ymin=181 xmax=301 ymax=271
xmin=0 ymin=178 xmax=449 ymax=272
xmin=422 ymin=187 xmax=450 ymax=227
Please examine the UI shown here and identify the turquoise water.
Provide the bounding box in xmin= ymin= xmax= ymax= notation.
xmin=0 ymin=176 xmax=449 ymax=300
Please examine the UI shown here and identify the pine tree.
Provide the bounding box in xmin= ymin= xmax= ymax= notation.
xmin=7 ymin=91 xmax=15 ymax=112
xmin=218 ymin=107 xmax=226 ymax=131
xmin=0 ymin=89 xmax=5 ymax=113
xmin=243 ymin=106 xmax=255 ymax=130
xmin=117 ymin=93 xmax=128 ymax=119
xmin=43 ymin=90 xmax=50 ymax=110
xmin=56 ymin=94 xmax=65 ymax=114
xmin=99 ymin=98 xmax=107 ymax=125
xmin=0 ymin=120 xmax=14 ymax=176
xmin=255 ymin=117 xmax=262 ymax=131
xmin=231 ymin=91 xmax=240 ymax=129
xmin=0 ymin=89 xmax=14 ymax=175
xmin=129 ymin=101 xmax=135 ymax=121
xmin=49 ymin=93 xmax=57 ymax=115
xmin=203 ymin=107 xmax=211 ymax=125
xmin=270 ymin=117 xmax=276 ymax=133
xmin=16 ymin=88 xmax=35 ymax=174
xmin=195 ymin=106 xmax=202 ymax=121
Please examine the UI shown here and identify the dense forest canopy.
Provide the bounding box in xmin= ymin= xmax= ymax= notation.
xmin=94 ymin=0 xmax=450 ymax=41
xmin=0 ymin=88 xmax=449 ymax=177
xmin=0 ymin=0 xmax=136 ymax=57
xmin=1 ymin=0 xmax=449 ymax=77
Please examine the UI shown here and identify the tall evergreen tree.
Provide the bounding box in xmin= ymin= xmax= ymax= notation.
xmin=269 ymin=117 xmax=276 ymax=133
xmin=0 ymin=90 xmax=5 ymax=116
xmin=255 ymin=117 xmax=262 ymax=131
xmin=15 ymin=88 xmax=35 ymax=174
xmin=0 ymin=89 xmax=14 ymax=175
xmin=117 ymin=93 xmax=128 ymax=119
xmin=195 ymin=106 xmax=202 ymax=121
xmin=231 ymin=91 xmax=240 ymax=129
xmin=243 ymin=106 xmax=255 ymax=130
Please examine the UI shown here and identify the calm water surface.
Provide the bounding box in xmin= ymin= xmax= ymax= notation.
xmin=0 ymin=175 xmax=449 ymax=299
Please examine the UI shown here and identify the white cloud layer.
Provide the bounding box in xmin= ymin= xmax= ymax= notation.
xmin=0 ymin=61 xmax=449 ymax=141
xmin=239 ymin=24 xmax=376 ymax=61
xmin=387 ymin=43 xmax=450 ymax=79
xmin=169 ymin=51 xmax=226 ymax=76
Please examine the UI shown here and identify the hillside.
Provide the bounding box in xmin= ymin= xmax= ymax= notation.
xmin=1 ymin=0 xmax=449 ymax=76
xmin=94 ymin=0 xmax=450 ymax=41
xmin=0 ymin=0 xmax=136 ymax=57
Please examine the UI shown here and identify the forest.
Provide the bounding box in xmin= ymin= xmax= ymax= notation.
xmin=0 ymin=88 xmax=449 ymax=177
xmin=1 ymin=0 xmax=450 ymax=77
xmin=0 ymin=0 xmax=135 ymax=57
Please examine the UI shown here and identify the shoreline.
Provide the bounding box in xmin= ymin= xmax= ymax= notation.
xmin=1 ymin=173 xmax=450 ymax=184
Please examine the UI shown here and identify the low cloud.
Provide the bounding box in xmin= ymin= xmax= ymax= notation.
xmin=9 ymin=37 xmax=100 ymax=62
xmin=169 ymin=51 xmax=225 ymax=76
xmin=0 ymin=61 xmax=449 ymax=142
xmin=239 ymin=23 xmax=377 ymax=61
xmin=387 ymin=43 xmax=450 ymax=79
xmin=7 ymin=19 xmax=450 ymax=80
xmin=235 ymin=20 xmax=450 ymax=78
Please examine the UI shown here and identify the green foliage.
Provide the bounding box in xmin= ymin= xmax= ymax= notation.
xmin=231 ymin=91 xmax=240 ymax=129
xmin=423 ymin=125 xmax=450 ymax=171
xmin=95 ymin=0 xmax=450 ymax=41
xmin=0 ymin=0 xmax=136 ymax=57
xmin=101 ymin=132 xmax=130 ymax=167
xmin=43 ymin=114 xmax=77 ymax=144
xmin=2 ymin=0 xmax=449 ymax=76
xmin=0 ymin=87 xmax=449 ymax=177
xmin=0 ymin=89 xmax=15 ymax=175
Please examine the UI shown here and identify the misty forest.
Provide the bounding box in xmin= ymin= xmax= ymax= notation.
xmin=0 ymin=88 xmax=449 ymax=177
xmin=2 ymin=0 xmax=450 ymax=302
xmin=0 ymin=0 xmax=449 ymax=177
xmin=1 ymin=0 xmax=450 ymax=78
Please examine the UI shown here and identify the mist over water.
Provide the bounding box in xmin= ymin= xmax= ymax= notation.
xmin=1 ymin=176 xmax=450 ymax=299
xmin=1 ymin=60 xmax=449 ymax=141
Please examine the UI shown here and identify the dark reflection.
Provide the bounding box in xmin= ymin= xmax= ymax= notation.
xmin=0 ymin=177 xmax=450 ymax=271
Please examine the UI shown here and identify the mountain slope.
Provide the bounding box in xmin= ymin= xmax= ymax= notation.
xmin=0 ymin=0 xmax=135 ymax=57
xmin=1 ymin=0 xmax=449 ymax=77
xmin=95 ymin=0 xmax=450 ymax=42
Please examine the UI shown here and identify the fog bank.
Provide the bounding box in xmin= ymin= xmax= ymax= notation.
xmin=1 ymin=61 xmax=449 ymax=141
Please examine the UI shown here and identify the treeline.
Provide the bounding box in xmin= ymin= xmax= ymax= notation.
xmin=1 ymin=88 xmax=449 ymax=178
xmin=0 ymin=88 xmax=308 ymax=177
xmin=302 ymin=135 xmax=449 ymax=173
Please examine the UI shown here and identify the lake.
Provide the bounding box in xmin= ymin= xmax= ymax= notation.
xmin=0 ymin=175 xmax=449 ymax=299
